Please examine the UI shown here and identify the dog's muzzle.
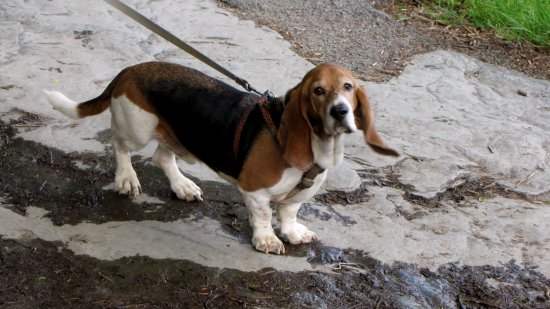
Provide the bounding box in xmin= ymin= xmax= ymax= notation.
xmin=330 ymin=104 xmax=349 ymax=121
xmin=329 ymin=103 xmax=356 ymax=134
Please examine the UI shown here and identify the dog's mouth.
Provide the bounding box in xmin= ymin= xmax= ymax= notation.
xmin=325 ymin=100 xmax=357 ymax=136
xmin=333 ymin=122 xmax=354 ymax=134
xmin=324 ymin=119 xmax=356 ymax=136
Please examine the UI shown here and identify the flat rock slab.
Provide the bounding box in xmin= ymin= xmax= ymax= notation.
xmin=358 ymin=50 xmax=550 ymax=198
xmin=0 ymin=0 xmax=549 ymax=283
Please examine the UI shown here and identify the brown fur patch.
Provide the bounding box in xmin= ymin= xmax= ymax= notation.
xmin=112 ymin=73 xmax=156 ymax=114
xmin=76 ymin=66 xmax=157 ymax=117
xmin=239 ymin=129 xmax=288 ymax=192
xmin=76 ymin=70 xmax=126 ymax=117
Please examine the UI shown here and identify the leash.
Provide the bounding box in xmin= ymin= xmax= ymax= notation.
xmin=105 ymin=0 xmax=322 ymax=197
xmin=104 ymin=0 xmax=268 ymax=96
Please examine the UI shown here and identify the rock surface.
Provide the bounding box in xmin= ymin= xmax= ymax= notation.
xmin=0 ymin=0 xmax=549 ymax=283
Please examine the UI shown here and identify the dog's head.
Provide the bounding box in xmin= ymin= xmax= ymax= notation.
xmin=278 ymin=64 xmax=399 ymax=170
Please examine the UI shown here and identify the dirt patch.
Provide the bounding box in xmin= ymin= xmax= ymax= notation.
xmin=377 ymin=0 xmax=550 ymax=81
xmin=318 ymin=165 xmax=541 ymax=211
xmin=218 ymin=0 xmax=549 ymax=82
xmin=2 ymin=237 xmax=549 ymax=308
xmin=315 ymin=183 xmax=372 ymax=205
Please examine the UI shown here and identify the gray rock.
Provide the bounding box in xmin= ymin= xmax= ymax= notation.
xmin=0 ymin=0 xmax=549 ymax=277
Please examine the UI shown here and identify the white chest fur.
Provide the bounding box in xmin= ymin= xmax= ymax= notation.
xmin=311 ymin=133 xmax=345 ymax=169
xmin=239 ymin=167 xmax=327 ymax=204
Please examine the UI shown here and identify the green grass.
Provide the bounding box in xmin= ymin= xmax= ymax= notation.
xmin=423 ymin=0 xmax=550 ymax=47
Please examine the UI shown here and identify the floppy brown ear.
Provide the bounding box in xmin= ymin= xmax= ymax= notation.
xmin=277 ymin=86 xmax=315 ymax=171
xmin=355 ymin=86 xmax=399 ymax=157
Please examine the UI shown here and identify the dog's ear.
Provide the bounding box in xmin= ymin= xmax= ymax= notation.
xmin=277 ymin=85 xmax=315 ymax=171
xmin=354 ymin=86 xmax=399 ymax=156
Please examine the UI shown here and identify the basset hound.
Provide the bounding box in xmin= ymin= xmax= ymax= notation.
xmin=45 ymin=62 xmax=398 ymax=254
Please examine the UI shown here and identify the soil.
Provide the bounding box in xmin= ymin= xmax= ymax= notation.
xmin=2 ymin=236 xmax=550 ymax=308
xmin=218 ymin=0 xmax=550 ymax=82
xmin=2 ymin=0 xmax=550 ymax=308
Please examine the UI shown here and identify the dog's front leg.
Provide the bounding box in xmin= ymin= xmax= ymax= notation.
xmin=242 ymin=193 xmax=285 ymax=254
xmin=278 ymin=203 xmax=319 ymax=244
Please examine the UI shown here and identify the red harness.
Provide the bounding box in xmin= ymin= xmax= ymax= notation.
xmin=233 ymin=94 xmax=277 ymax=161
xmin=232 ymin=94 xmax=325 ymax=198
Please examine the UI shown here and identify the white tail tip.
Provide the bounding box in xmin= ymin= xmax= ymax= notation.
xmin=43 ymin=90 xmax=80 ymax=119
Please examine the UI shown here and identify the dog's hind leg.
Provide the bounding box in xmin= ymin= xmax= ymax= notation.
xmin=111 ymin=134 xmax=142 ymax=197
xmin=152 ymin=144 xmax=203 ymax=201
xmin=109 ymin=95 xmax=158 ymax=197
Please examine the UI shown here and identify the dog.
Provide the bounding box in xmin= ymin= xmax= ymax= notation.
xmin=45 ymin=62 xmax=398 ymax=254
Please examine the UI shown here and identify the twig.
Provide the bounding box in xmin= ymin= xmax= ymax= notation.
xmin=348 ymin=301 xmax=365 ymax=309
xmin=115 ymin=303 xmax=152 ymax=308
xmin=410 ymin=13 xmax=433 ymax=24
xmin=496 ymin=270 xmax=511 ymax=280
xmin=375 ymin=295 xmax=383 ymax=309
xmin=515 ymin=170 xmax=539 ymax=187
xmin=38 ymin=180 xmax=48 ymax=192
xmin=228 ymin=296 xmax=247 ymax=304
xmin=204 ymin=293 xmax=222 ymax=309
xmin=98 ymin=272 xmax=114 ymax=283
xmin=14 ymin=124 xmax=44 ymax=128
xmin=327 ymin=262 xmax=362 ymax=271
xmin=260 ymin=270 xmax=276 ymax=276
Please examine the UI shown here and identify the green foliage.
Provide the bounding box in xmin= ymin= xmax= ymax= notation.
xmin=423 ymin=0 xmax=550 ymax=47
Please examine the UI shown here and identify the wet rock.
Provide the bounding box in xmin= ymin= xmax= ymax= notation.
xmin=0 ymin=0 xmax=549 ymax=299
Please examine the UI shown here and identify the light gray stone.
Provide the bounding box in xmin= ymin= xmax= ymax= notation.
xmin=0 ymin=0 xmax=548 ymax=276
xmin=350 ymin=51 xmax=550 ymax=198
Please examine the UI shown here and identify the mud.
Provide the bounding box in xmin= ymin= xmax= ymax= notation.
xmin=2 ymin=112 xmax=550 ymax=308
xmin=356 ymin=165 xmax=545 ymax=209
xmin=2 ymin=237 xmax=549 ymax=308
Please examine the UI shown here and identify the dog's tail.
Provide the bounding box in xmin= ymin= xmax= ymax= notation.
xmin=44 ymin=69 xmax=126 ymax=119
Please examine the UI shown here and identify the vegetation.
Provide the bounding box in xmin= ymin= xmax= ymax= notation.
xmin=423 ymin=0 xmax=550 ymax=47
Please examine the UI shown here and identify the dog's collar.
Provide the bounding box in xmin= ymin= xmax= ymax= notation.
xmin=285 ymin=163 xmax=325 ymax=199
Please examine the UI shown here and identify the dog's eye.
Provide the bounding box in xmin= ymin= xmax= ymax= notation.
xmin=313 ymin=87 xmax=325 ymax=96
xmin=344 ymin=83 xmax=353 ymax=91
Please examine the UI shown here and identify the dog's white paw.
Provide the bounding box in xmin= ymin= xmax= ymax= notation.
xmin=171 ymin=177 xmax=203 ymax=202
xmin=115 ymin=168 xmax=141 ymax=197
xmin=281 ymin=222 xmax=319 ymax=244
xmin=252 ymin=231 xmax=285 ymax=254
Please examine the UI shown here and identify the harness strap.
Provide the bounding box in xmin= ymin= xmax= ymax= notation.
xmin=232 ymin=95 xmax=324 ymax=199
xmin=285 ymin=163 xmax=325 ymax=199
xmin=257 ymin=96 xmax=278 ymax=138
xmin=233 ymin=94 xmax=277 ymax=161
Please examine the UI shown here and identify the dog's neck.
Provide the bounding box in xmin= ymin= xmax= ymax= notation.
xmin=311 ymin=133 xmax=345 ymax=169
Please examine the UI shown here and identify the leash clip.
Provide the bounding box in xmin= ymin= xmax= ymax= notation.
xmin=263 ymin=90 xmax=275 ymax=101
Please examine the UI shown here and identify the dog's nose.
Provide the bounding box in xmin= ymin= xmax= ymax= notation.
xmin=330 ymin=104 xmax=349 ymax=121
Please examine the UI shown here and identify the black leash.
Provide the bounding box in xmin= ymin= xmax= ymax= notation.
xmin=105 ymin=0 xmax=323 ymax=197
xmin=104 ymin=0 xmax=268 ymax=96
